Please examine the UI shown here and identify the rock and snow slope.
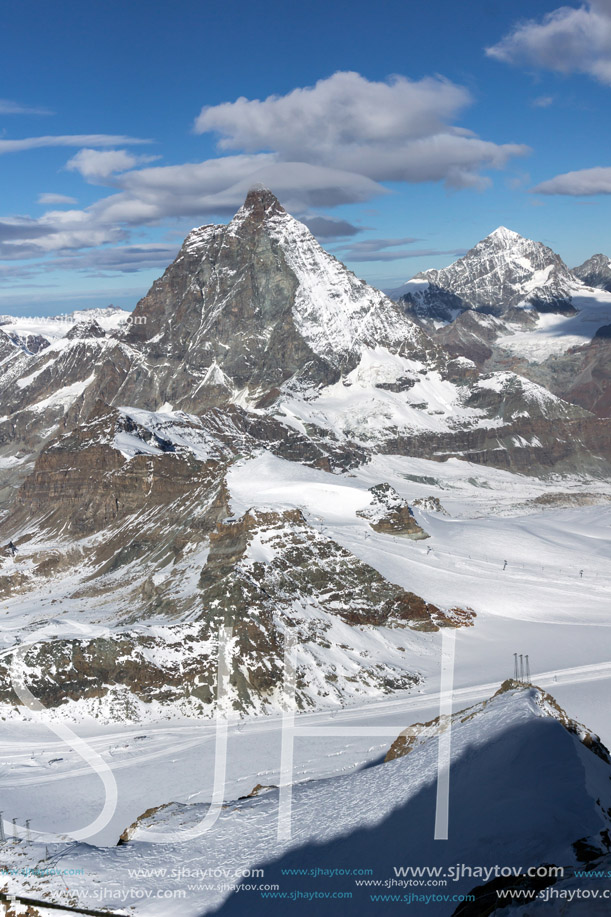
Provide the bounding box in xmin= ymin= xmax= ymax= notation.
xmin=1 ymin=191 xmax=610 ymax=916
xmin=0 ymin=306 xmax=129 ymax=352
xmin=2 ymin=192 xmax=609 ymax=495
xmin=3 ymin=684 xmax=611 ymax=915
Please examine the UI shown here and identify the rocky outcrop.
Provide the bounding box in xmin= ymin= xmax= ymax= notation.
xmin=434 ymin=310 xmax=510 ymax=366
xmin=199 ymin=506 xmax=461 ymax=631
xmin=413 ymin=495 xmax=448 ymax=514
xmin=0 ymin=327 xmax=24 ymax=361
xmin=65 ymin=318 xmax=106 ymax=339
xmin=0 ymin=505 xmax=474 ymax=715
xmin=12 ymin=402 xmax=226 ymax=538
xmin=357 ymin=483 xmax=429 ymax=539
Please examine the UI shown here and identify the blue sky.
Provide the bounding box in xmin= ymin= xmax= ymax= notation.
xmin=1 ymin=0 xmax=610 ymax=315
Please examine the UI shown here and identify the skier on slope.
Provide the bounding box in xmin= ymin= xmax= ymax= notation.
xmin=7 ymin=541 xmax=17 ymax=557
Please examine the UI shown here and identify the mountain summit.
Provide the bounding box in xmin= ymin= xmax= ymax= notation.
xmin=398 ymin=226 xmax=577 ymax=321
xmin=121 ymin=187 xmax=428 ymax=410
xmin=573 ymin=253 xmax=611 ymax=293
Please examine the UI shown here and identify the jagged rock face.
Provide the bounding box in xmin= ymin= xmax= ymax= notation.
xmin=573 ymin=253 xmax=611 ymax=292
xmin=121 ymin=188 xmax=431 ymax=411
xmin=380 ymin=411 xmax=611 ymax=477
xmin=357 ymin=483 xmax=429 ymax=539
xmin=419 ymin=307 xmax=611 ymax=419
xmin=0 ymin=336 xmax=135 ymax=458
xmin=65 ymin=318 xmax=106 ymax=340
xmin=474 ymin=334 xmax=611 ymax=420
xmin=399 ymin=227 xmax=577 ymax=319
xmin=3 ymin=397 xmax=363 ymax=545
xmin=463 ymin=371 xmax=588 ymax=424
xmin=547 ymin=337 xmax=611 ymax=418
xmin=413 ymin=495 xmax=448 ymax=514
xmin=6 ymin=330 xmax=50 ymax=353
xmin=0 ymin=404 xmax=232 ymax=613
xmin=13 ymin=405 xmax=225 ymax=538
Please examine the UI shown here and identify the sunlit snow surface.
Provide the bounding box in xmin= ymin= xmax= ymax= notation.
xmin=499 ymin=287 xmax=611 ymax=362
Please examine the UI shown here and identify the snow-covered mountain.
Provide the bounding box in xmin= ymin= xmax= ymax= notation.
xmin=573 ymin=253 xmax=611 ymax=293
xmin=1 ymin=189 xmax=610 ymax=724
xmin=118 ymin=187 xmax=433 ymax=411
xmin=396 ymin=226 xmax=578 ymax=322
xmin=2 ymin=190 xmax=611 ymax=917
xmin=0 ymin=305 xmax=129 ymax=353
xmin=392 ymin=228 xmax=611 ymax=418
xmin=5 ymin=682 xmax=611 ymax=915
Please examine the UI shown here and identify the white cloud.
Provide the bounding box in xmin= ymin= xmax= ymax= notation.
xmin=0 ymin=154 xmax=378 ymax=259
xmin=195 ymin=71 xmax=529 ymax=189
xmin=339 ymin=236 xmax=421 ymax=254
xmin=0 ymin=207 xmax=126 ymax=260
xmin=300 ymin=215 xmax=362 ymax=239
xmin=0 ymin=218 xmax=56 ymax=243
xmin=0 ymin=98 xmax=53 ymax=115
xmin=93 ymin=157 xmax=385 ymax=225
xmin=337 ymin=237 xmax=466 ymax=262
xmin=37 ymin=193 xmax=78 ymax=205
xmin=0 ymin=72 xmax=530 ymax=272
xmin=532 ymin=166 xmax=611 ymax=194
xmin=487 ymin=1 xmax=611 ymax=85
xmin=532 ymin=95 xmax=555 ymax=108
xmin=51 ymin=243 xmax=180 ymax=275
xmin=65 ymin=148 xmax=160 ymax=182
xmin=0 ymin=134 xmax=152 ymax=154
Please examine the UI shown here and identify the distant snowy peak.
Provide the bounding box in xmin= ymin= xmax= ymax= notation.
xmin=399 ymin=227 xmax=578 ymax=321
xmin=0 ymin=306 xmax=130 ymax=352
xmin=573 ymin=253 xmax=611 ymax=293
xmin=487 ymin=225 xmax=523 ymax=243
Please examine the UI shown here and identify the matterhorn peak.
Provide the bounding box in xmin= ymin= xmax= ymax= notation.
xmin=238 ymin=185 xmax=286 ymax=223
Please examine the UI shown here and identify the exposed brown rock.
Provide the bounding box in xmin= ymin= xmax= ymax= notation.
xmin=357 ymin=483 xmax=429 ymax=539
